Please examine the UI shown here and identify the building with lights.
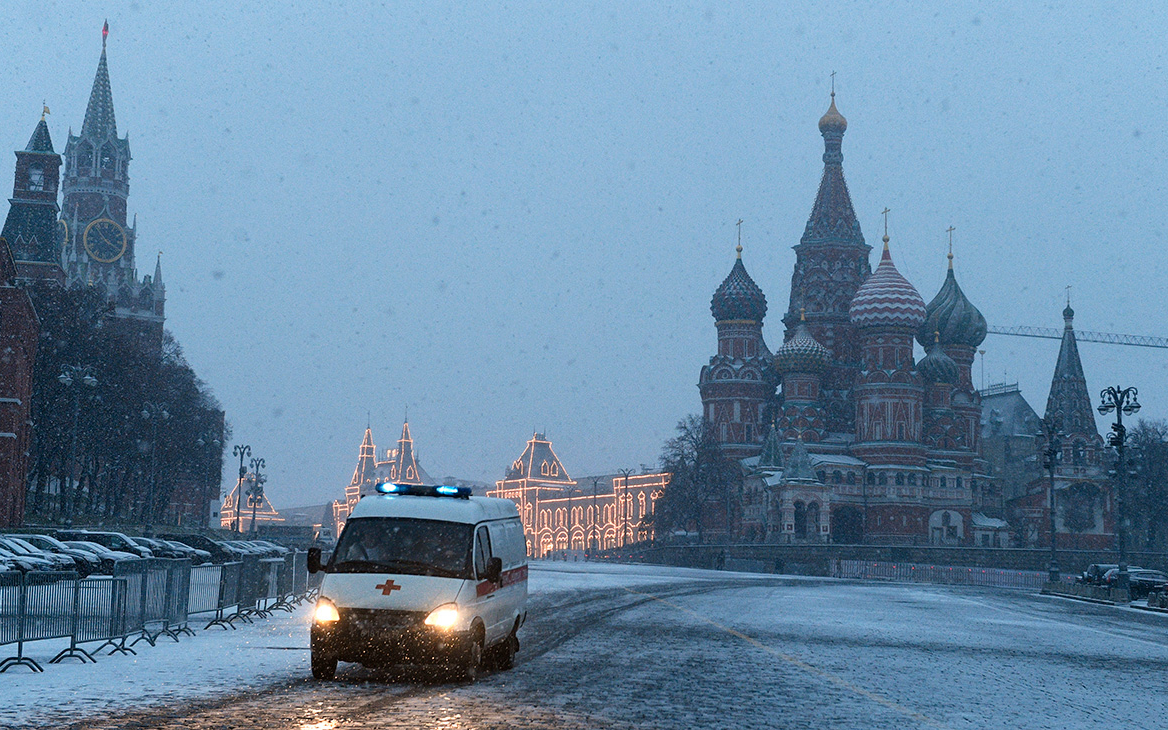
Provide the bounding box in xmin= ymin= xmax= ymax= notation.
xmin=487 ymin=432 xmax=670 ymax=557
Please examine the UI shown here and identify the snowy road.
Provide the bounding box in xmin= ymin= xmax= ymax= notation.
xmin=10 ymin=563 xmax=1168 ymax=729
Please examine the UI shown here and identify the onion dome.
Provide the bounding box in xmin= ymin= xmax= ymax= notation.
xmin=849 ymin=236 xmax=926 ymax=329
xmin=918 ymin=333 xmax=959 ymax=384
xmin=917 ymin=253 xmax=987 ymax=348
xmin=711 ymin=246 xmax=767 ymax=322
xmin=774 ymin=310 xmax=830 ymax=374
xmin=818 ymin=92 xmax=847 ymax=134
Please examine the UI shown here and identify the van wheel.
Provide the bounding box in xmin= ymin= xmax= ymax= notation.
xmin=311 ymin=651 xmax=337 ymax=680
xmin=462 ymin=637 xmax=483 ymax=682
xmin=494 ymin=633 xmax=517 ymax=670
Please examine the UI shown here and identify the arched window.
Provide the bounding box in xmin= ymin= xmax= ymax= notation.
xmin=816 ymin=471 xmax=827 ymax=483
xmin=878 ymin=473 xmax=887 ymax=486
xmin=847 ymin=472 xmax=856 ymax=485
xmin=76 ymin=143 xmax=93 ymax=174
xmin=866 ymin=472 xmax=876 ymax=486
xmin=794 ymin=501 xmax=807 ymax=538
xmin=638 ymin=492 xmax=646 ymax=518
xmin=27 ymin=166 xmax=43 ymax=191
xmin=541 ymin=460 xmax=549 ymax=476
xmin=907 ymin=473 xmax=917 ymax=486
xmin=895 ymin=473 xmax=905 ymax=486
xmin=100 ymin=143 xmax=115 ymax=171
xmin=832 ymin=470 xmax=842 ymax=484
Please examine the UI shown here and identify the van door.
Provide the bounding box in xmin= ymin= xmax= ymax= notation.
xmin=486 ymin=519 xmax=525 ymax=637
xmin=472 ymin=525 xmax=501 ymax=643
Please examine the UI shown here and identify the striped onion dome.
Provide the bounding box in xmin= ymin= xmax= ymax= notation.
xmin=774 ymin=315 xmax=830 ymax=374
xmin=916 ymin=258 xmax=987 ymax=348
xmin=849 ymin=237 xmax=926 ymax=329
xmin=918 ymin=334 xmax=959 ymax=384
xmin=711 ymin=251 xmax=767 ymax=322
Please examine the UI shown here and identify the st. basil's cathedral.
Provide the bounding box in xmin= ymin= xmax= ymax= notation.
xmin=699 ymin=93 xmax=1105 ymax=548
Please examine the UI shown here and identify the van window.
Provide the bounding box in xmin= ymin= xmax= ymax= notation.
xmin=474 ymin=526 xmax=492 ymax=577
xmin=331 ymin=518 xmax=472 ymax=579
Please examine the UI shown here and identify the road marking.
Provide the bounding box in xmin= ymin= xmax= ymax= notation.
xmin=625 ymin=586 xmax=948 ymax=730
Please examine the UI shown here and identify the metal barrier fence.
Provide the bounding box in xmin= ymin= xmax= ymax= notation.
xmin=0 ymin=550 xmax=310 ymax=673
xmin=837 ymin=559 xmax=1048 ymax=590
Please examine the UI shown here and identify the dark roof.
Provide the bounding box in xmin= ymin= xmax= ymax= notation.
xmin=81 ymin=48 xmax=117 ymax=141
xmin=25 ymin=119 xmax=54 ymax=153
xmin=711 ymin=255 xmax=767 ymax=322
xmin=504 ymin=433 xmax=575 ymax=484
xmin=800 ymin=95 xmax=864 ymax=248
xmin=1 ymin=203 xmax=58 ymax=264
xmin=1045 ymin=307 xmax=1099 ymax=437
xmin=980 ymin=384 xmax=1041 ymax=439
xmin=918 ymin=264 xmax=987 ymax=348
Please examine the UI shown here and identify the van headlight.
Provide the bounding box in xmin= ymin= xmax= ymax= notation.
xmin=314 ymin=598 xmax=340 ymax=623
xmin=424 ymin=603 xmax=459 ymax=630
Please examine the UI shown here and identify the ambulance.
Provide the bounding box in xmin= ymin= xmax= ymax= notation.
xmin=307 ymin=483 xmax=528 ymax=681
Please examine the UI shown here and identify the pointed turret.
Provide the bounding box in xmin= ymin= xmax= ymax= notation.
xmin=81 ymin=23 xmax=117 ymax=142
xmin=25 ymin=118 xmax=54 ymax=153
xmin=1045 ymin=305 xmax=1099 ymax=436
xmin=784 ymin=437 xmax=820 ymax=483
xmin=391 ymin=421 xmax=423 ymax=485
xmin=757 ymin=424 xmax=785 ymax=470
xmin=153 ymin=251 xmax=163 ymax=284
xmin=801 ymin=91 xmax=864 ymax=248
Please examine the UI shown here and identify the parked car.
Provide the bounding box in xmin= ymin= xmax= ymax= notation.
xmin=1077 ymin=564 xmax=1118 ymax=585
xmin=129 ymin=537 xmax=186 ymax=559
xmin=0 ymin=536 xmax=79 ymax=573
xmin=60 ymin=541 xmax=141 ymax=574
xmin=250 ymin=539 xmax=291 ymax=556
xmin=55 ymin=530 xmax=154 ymax=559
xmin=1102 ymin=568 xmax=1168 ymax=599
xmin=158 ymin=540 xmax=212 ymax=564
xmin=157 ymin=533 xmax=243 ymax=563
xmin=0 ymin=545 xmax=56 ymax=572
xmin=2 ymin=535 xmax=91 ymax=575
xmin=15 ymin=534 xmax=104 ymax=576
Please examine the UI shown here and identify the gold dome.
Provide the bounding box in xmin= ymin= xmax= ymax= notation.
xmin=818 ymin=93 xmax=847 ymax=134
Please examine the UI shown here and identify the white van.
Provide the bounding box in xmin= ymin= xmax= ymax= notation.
xmin=307 ymin=483 xmax=528 ymax=681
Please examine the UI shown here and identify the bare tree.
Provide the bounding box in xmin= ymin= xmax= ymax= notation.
xmin=655 ymin=415 xmax=741 ymax=543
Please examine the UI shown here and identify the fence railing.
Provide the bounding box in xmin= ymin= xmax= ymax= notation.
xmin=0 ymin=551 xmax=311 ymax=673
xmin=836 ymin=559 xmax=1049 ymax=590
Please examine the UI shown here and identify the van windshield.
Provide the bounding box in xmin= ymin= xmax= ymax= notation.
xmin=329 ymin=518 xmax=473 ymax=579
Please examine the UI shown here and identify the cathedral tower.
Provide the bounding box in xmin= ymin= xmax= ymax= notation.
xmin=2 ymin=114 xmax=64 ymax=283
xmin=849 ymin=234 xmax=927 ymax=468
xmin=785 ymin=93 xmax=872 ymax=433
xmin=61 ymin=23 xmax=164 ymax=348
xmin=699 ymin=243 xmax=773 ymax=458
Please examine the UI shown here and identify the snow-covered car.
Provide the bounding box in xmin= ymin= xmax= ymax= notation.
xmin=308 ymin=484 xmax=527 ymax=682
xmin=56 ymin=530 xmax=154 ymax=558
xmin=1102 ymin=568 xmax=1168 ymax=599
xmin=160 ymin=540 xmax=212 ymax=564
xmin=157 ymin=533 xmax=242 ymax=563
xmin=13 ymin=534 xmax=103 ymax=575
xmin=60 ymin=541 xmax=141 ymax=573
xmin=0 ymin=545 xmax=55 ymax=572
xmin=0 ymin=536 xmax=79 ymax=572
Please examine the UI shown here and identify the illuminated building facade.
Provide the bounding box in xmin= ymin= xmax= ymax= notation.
xmin=330 ymin=420 xmax=435 ymax=536
xmin=487 ymin=433 xmax=670 ymax=557
xmin=705 ymin=94 xmax=993 ymax=546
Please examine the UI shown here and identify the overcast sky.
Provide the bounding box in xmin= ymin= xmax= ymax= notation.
xmin=2 ymin=2 xmax=1166 ymax=508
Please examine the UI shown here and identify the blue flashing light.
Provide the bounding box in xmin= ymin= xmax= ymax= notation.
xmin=373 ymin=483 xmax=472 ymax=499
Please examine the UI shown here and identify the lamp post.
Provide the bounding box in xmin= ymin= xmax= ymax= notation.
xmin=1098 ymin=385 xmax=1141 ymax=593
xmin=232 ymin=444 xmax=251 ymax=534
xmin=196 ymin=431 xmax=222 ymax=528
xmin=57 ymin=365 xmax=97 ymax=526
xmin=617 ymin=468 xmax=634 ymax=548
xmin=141 ymin=402 xmax=169 ymax=537
xmin=248 ymin=457 xmax=266 ymax=536
xmin=1039 ymin=414 xmax=1064 ymax=583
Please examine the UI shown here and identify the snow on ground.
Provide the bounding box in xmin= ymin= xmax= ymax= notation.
xmin=0 ymin=561 xmax=762 ymax=729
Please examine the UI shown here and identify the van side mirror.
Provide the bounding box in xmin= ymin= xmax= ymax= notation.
xmin=485 ymin=556 xmax=502 ymax=584
xmin=307 ymin=547 xmax=322 ymax=574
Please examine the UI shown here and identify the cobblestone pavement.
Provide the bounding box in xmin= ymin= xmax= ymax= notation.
xmin=56 ymin=578 xmax=1168 ymax=730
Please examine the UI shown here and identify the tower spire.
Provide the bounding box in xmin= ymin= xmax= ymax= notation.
xmin=81 ymin=22 xmax=117 ymax=141
xmin=946 ymin=226 xmax=955 ymax=269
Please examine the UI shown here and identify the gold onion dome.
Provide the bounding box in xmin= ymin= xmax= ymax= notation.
xmin=818 ymin=93 xmax=847 ymax=134
xmin=917 ymin=258 xmax=987 ymax=348
xmin=918 ymin=333 xmax=959 ymax=384
xmin=711 ymin=253 xmax=767 ymax=322
xmin=775 ymin=312 xmax=830 ymax=374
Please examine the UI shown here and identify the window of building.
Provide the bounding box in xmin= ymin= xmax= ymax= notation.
xmin=100 ymin=143 xmax=115 ymax=171
xmin=907 ymin=473 xmax=917 ymax=486
xmin=866 ymin=472 xmax=876 ymax=486
xmin=895 ymin=473 xmax=905 ymax=486
xmin=27 ymin=166 xmax=43 ymax=191
xmin=832 ymin=470 xmax=842 ymax=484
xmin=877 ymin=473 xmax=887 ymax=486
xmin=816 ymin=470 xmax=826 ymax=483
xmin=846 ymin=472 xmax=856 ymax=485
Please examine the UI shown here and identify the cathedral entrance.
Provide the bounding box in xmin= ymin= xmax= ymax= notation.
xmin=831 ymin=506 xmax=864 ymax=544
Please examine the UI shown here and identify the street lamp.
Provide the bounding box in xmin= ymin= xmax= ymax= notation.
xmin=617 ymin=468 xmax=634 ymax=547
xmin=231 ymin=444 xmax=251 ymax=534
xmin=1039 ymin=414 xmax=1064 ymax=583
xmin=141 ymin=402 xmax=169 ymax=536
xmin=247 ymin=457 xmax=266 ymax=536
xmin=57 ymin=365 xmax=97 ymax=526
xmin=196 ymin=431 xmax=222 ymax=528
xmin=1098 ymin=385 xmax=1141 ymax=594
